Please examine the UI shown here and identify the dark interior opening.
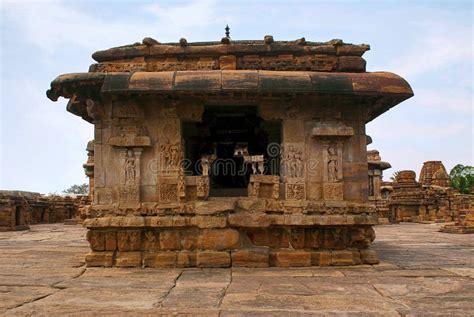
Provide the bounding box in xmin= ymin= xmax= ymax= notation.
xmin=182 ymin=105 xmax=281 ymax=197
xmin=368 ymin=175 xmax=375 ymax=197
xmin=40 ymin=208 xmax=46 ymax=222
xmin=15 ymin=206 xmax=21 ymax=226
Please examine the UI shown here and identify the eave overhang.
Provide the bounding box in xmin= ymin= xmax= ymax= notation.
xmin=47 ymin=70 xmax=413 ymax=123
xmin=368 ymin=161 xmax=392 ymax=170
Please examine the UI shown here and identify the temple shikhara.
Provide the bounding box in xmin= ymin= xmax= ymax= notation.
xmin=367 ymin=159 xmax=474 ymax=232
xmin=47 ymin=34 xmax=414 ymax=267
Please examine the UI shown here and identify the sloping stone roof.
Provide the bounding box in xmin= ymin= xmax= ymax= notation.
xmin=91 ymin=38 xmax=369 ymax=62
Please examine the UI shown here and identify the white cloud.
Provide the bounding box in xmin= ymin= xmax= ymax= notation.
xmin=143 ymin=0 xmax=228 ymax=37
xmin=413 ymin=88 xmax=473 ymax=114
xmin=385 ymin=21 xmax=472 ymax=79
xmin=1 ymin=1 xmax=151 ymax=54
xmin=1 ymin=0 xmax=228 ymax=55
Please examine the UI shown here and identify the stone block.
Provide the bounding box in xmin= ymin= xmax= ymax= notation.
xmin=115 ymin=251 xmax=142 ymax=267
xmin=360 ymin=249 xmax=379 ymax=264
xmin=197 ymin=229 xmax=240 ymax=250
xmin=352 ymin=250 xmax=362 ymax=265
xmin=143 ymin=251 xmax=177 ymax=268
xmin=181 ymin=229 xmax=198 ymax=250
xmin=194 ymin=201 xmax=235 ymax=215
xmin=228 ymin=212 xmax=270 ymax=228
xmin=270 ymin=250 xmax=311 ymax=267
xmin=307 ymin=182 xmax=322 ymax=200
xmin=87 ymin=230 xmax=105 ymax=251
xmin=117 ymin=230 xmax=142 ymax=251
xmin=143 ymin=230 xmax=159 ymax=252
xmin=231 ymin=247 xmax=269 ymax=267
xmin=196 ymin=251 xmax=231 ymax=268
xmin=177 ymin=251 xmax=196 ymax=267
xmin=219 ymin=55 xmax=236 ymax=70
xmin=85 ymin=251 xmax=114 ymax=267
xmin=289 ymin=228 xmax=305 ymax=249
xmin=247 ymin=228 xmax=289 ymax=248
xmin=311 ymin=251 xmax=331 ymax=266
xmin=331 ymin=250 xmax=355 ymax=266
xmin=304 ymin=228 xmax=320 ymax=248
xmin=337 ymin=56 xmax=366 ymax=72
xmin=321 ymin=227 xmax=347 ymax=250
xmin=191 ymin=216 xmax=227 ymax=228
xmin=323 ymin=183 xmax=344 ymax=201
xmin=105 ymin=231 xmax=117 ymax=251
xmin=160 ymin=230 xmax=181 ymax=250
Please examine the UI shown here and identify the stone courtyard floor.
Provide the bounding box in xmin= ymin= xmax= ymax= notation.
xmin=0 ymin=223 xmax=472 ymax=316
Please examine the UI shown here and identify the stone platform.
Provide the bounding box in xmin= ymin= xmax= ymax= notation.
xmin=0 ymin=223 xmax=473 ymax=315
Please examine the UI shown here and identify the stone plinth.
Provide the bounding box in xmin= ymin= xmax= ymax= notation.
xmin=47 ymin=35 xmax=413 ymax=267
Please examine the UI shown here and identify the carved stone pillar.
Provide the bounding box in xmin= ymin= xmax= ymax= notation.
xmin=83 ymin=140 xmax=95 ymax=200
xmin=312 ymin=120 xmax=354 ymax=201
xmin=281 ymin=144 xmax=305 ymax=201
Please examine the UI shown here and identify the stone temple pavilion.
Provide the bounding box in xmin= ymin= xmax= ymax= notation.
xmin=47 ymin=34 xmax=413 ymax=267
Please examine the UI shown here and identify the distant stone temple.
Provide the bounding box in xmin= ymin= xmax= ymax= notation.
xmin=419 ymin=161 xmax=450 ymax=187
xmin=389 ymin=170 xmax=425 ymax=222
xmin=47 ymin=34 xmax=413 ymax=267
xmin=367 ymin=150 xmax=391 ymax=223
xmin=0 ymin=191 xmax=87 ymax=231
xmin=371 ymin=160 xmax=474 ymax=226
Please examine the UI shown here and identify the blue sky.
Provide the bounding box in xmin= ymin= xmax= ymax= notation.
xmin=0 ymin=0 xmax=472 ymax=193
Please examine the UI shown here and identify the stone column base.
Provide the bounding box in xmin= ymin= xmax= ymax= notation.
xmin=84 ymin=225 xmax=379 ymax=268
xmin=85 ymin=248 xmax=378 ymax=268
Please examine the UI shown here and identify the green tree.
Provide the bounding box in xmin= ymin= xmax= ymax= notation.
xmin=390 ymin=171 xmax=401 ymax=182
xmin=63 ymin=183 xmax=89 ymax=195
xmin=449 ymin=164 xmax=474 ymax=194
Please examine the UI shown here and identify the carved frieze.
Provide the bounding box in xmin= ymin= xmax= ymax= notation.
xmin=311 ymin=120 xmax=354 ymax=138
xmin=284 ymin=178 xmax=306 ymax=201
xmin=109 ymin=118 xmax=151 ymax=148
xmin=158 ymin=176 xmax=180 ymax=204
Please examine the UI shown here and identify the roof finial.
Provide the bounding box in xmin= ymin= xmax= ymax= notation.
xmin=225 ymin=25 xmax=230 ymax=38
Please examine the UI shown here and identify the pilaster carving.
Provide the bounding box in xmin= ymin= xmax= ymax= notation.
xmin=323 ymin=142 xmax=343 ymax=183
xmin=321 ymin=141 xmax=344 ymax=201
xmin=119 ymin=148 xmax=142 ymax=208
xmin=158 ymin=177 xmax=179 ymax=204
xmin=312 ymin=119 xmax=354 ymax=202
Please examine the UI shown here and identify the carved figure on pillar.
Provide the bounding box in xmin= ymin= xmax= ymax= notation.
xmin=119 ymin=148 xmax=142 ymax=207
xmin=125 ymin=150 xmax=137 ymax=184
xmin=283 ymin=145 xmax=303 ymax=178
xmin=327 ymin=145 xmax=339 ymax=182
